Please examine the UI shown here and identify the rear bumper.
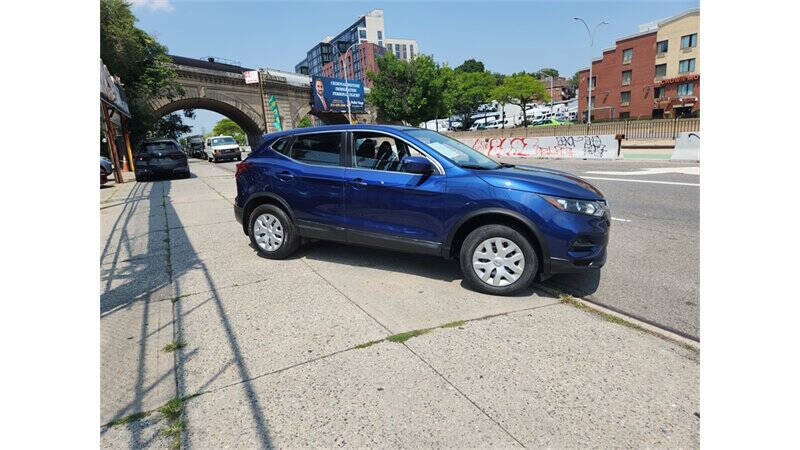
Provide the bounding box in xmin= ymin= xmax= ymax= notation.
xmin=137 ymin=164 xmax=189 ymax=176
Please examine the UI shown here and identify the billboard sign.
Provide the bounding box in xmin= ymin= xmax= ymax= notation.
xmin=100 ymin=59 xmax=130 ymax=117
xmin=243 ymin=70 xmax=259 ymax=84
xmin=311 ymin=76 xmax=365 ymax=114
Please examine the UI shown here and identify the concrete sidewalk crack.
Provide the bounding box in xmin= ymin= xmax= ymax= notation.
xmin=300 ymin=259 xmax=395 ymax=335
xmin=401 ymin=342 xmax=527 ymax=447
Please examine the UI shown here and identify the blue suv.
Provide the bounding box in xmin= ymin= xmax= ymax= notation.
xmin=234 ymin=125 xmax=609 ymax=295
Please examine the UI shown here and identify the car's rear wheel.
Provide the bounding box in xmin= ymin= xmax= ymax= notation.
xmin=248 ymin=205 xmax=299 ymax=259
xmin=459 ymin=224 xmax=538 ymax=295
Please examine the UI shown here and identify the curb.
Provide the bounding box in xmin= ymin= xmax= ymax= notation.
xmin=532 ymin=284 xmax=699 ymax=350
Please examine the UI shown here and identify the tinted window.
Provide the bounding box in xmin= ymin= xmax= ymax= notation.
xmin=290 ymin=133 xmax=343 ymax=166
xmin=142 ymin=142 xmax=179 ymax=153
xmin=271 ymin=137 xmax=292 ymax=156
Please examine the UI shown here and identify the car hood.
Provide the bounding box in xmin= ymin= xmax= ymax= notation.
xmin=474 ymin=165 xmax=604 ymax=200
xmin=211 ymin=144 xmax=240 ymax=150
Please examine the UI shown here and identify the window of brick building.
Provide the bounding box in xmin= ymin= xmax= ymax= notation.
xmin=656 ymin=40 xmax=669 ymax=54
xmin=622 ymin=48 xmax=633 ymax=64
xmin=620 ymin=91 xmax=631 ymax=106
xmin=619 ymin=112 xmax=630 ymax=119
xmin=655 ymin=86 xmax=665 ymax=99
xmin=677 ymin=82 xmax=694 ymax=96
xmin=655 ymin=64 xmax=667 ymax=77
xmin=621 ymin=70 xmax=632 ymax=86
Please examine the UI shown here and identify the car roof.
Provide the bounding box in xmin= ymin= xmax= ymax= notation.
xmin=143 ymin=139 xmax=178 ymax=144
xmin=263 ymin=124 xmax=419 ymax=139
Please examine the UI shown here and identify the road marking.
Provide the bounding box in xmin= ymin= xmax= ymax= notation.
xmin=611 ymin=217 xmax=631 ymax=222
xmin=582 ymin=176 xmax=700 ymax=187
xmin=585 ymin=167 xmax=700 ymax=176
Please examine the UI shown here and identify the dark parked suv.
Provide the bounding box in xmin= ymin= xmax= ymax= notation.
xmin=135 ymin=139 xmax=190 ymax=181
xmin=234 ymin=125 xmax=609 ymax=295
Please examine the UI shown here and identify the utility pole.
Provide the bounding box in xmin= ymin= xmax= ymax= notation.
xmin=574 ymin=17 xmax=608 ymax=125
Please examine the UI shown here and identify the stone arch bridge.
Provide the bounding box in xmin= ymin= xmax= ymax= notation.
xmin=149 ymin=56 xmax=324 ymax=146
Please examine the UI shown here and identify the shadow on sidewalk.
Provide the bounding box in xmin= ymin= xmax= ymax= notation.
xmin=100 ymin=178 xmax=273 ymax=448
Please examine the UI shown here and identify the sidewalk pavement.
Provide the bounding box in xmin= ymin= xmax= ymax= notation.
xmin=100 ymin=160 xmax=699 ymax=448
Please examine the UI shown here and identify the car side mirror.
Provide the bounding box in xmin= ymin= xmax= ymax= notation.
xmin=401 ymin=156 xmax=433 ymax=174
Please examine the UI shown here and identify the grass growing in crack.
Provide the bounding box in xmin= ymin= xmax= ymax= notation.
xmin=440 ymin=320 xmax=466 ymax=328
xmin=163 ymin=340 xmax=186 ymax=353
xmin=387 ymin=328 xmax=431 ymax=343
xmin=353 ymin=339 xmax=383 ymax=349
xmin=558 ymin=293 xmax=699 ymax=354
xmin=107 ymin=411 xmax=151 ymax=427
xmin=158 ymin=397 xmax=188 ymax=449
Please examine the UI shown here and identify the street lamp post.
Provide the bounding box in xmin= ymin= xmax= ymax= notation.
xmin=574 ymin=18 xmax=608 ymax=125
xmin=335 ymin=41 xmax=361 ymax=124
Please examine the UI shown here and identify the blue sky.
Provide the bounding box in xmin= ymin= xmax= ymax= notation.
xmin=132 ymin=0 xmax=699 ymax=135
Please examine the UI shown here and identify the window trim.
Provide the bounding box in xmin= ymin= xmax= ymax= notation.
xmin=346 ymin=130 xmax=445 ymax=175
xmin=655 ymin=63 xmax=667 ymax=78
xmin=680 ymin=33 xmax=698 ymax=49
xmin=656 ymin=39 xmax=669 ymax=54
xmin=620 ymin=91 xmax=631 ymax=106
xmin=621 ymin=70 xmax=632 ymax=86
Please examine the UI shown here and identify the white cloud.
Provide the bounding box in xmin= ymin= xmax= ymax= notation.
xmin=129 ymin=0 xmax=174 ymax=12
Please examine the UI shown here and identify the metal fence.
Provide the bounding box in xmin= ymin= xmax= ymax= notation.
xmin=443 ymin=118 xmax=699 ymax=140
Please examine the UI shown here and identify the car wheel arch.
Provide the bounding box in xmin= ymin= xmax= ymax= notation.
xmin=242 ymin=193 xmax=295 ymax=236
xmin=445 ymin=208 xmax=549 ymax=275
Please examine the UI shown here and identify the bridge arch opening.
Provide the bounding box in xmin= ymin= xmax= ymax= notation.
xmin=153 ymin=97 xmax=264 ymax=147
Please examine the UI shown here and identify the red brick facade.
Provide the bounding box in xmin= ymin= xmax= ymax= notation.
xmin=321 ymin=42 xmax=385 ymax=88
xmin=578 ymin=31 xmax=657 ymax=121
xmin=653 ymin=74 xmax=700 ymax=118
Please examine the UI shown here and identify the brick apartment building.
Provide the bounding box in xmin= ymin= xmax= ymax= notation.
xmin=578 ymin=8 xmax=699 ymax=121
xmin=321 ymin=42 xmax=385 ymax=88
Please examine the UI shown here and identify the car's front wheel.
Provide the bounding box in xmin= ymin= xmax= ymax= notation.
xmin=248 ymin=204 xmax=299 ymax=259
xmin=460 ymin=224 xmax=538 ymax=295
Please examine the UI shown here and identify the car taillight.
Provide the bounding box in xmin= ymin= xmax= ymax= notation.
xmin=235 ymin=162 xmax=253 ymax=179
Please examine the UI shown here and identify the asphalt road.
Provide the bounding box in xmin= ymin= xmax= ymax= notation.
xmin=494 ymin=158 xmax=700 ymax=339
xmin=213 ymin=156 xmax=700 ymax=340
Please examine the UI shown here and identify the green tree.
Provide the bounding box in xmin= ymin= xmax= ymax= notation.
xmin=502 ymin=73 xmax=550 ymax=127
xmin=296 ymin=115 xmax=313 ymax=128
xmin=152 ymin=114 xmax=192 ymax=140
xmin=491 ymin=84 xmax=512 ymax=129
xmin=367 ymin=53 xmax=448 ymax=126
xmin=100 ymin=0 xmax=184 ymax=146
xmin=212 ymin=118 xmax=246 ymax=145
xmin=538 ymin=68 xmax=560 ymax=79
xmin=569 ymin=71 xmax=580 ymax=89
xmin=179 ymin=137 xmax=187 ymax=147
xmin=455 ymin=58 xmax=485 ymax=74
xmin=445 ymin=70 xmax=496 ymax=130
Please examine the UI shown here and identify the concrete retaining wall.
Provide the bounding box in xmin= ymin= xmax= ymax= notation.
xmin=671 ymin=132 xmax=700 ymax=161
xmin=455 ymin=134 xmax=619 ymax=160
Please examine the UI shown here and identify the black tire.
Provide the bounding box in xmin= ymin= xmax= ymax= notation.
xmin=135 ymin=174 xmax=146 ymax=182
xmin=459 ymin=224 xmax=538 ymax=296
xmin=248 ymin=204 xmax=299 ymax=259
xmin=236 ymin=155 xmax=242 ymax=161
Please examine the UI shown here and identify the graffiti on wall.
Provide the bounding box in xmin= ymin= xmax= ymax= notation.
xmin=458 ymin=134 xmax=617 ymax=159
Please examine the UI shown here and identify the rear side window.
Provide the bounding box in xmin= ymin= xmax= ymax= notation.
xmin=289 ymin=133 xmax=343 ymax=166
xmin=142 ymin=142 xmax=178 ymax=153
xmin=271 ymin=137 xmax=292 ymax=156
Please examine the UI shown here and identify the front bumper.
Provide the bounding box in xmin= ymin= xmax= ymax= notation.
xmin=541 ymin=209 xmax=610 ymax=277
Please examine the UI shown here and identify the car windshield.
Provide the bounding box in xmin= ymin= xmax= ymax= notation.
xmin=406 ymin=129 xmax=500 ymax=170
xmin=142 ymin=142 xmax=178 ymax=153
xmin=211 ymin=137 xmax=236 ymax=146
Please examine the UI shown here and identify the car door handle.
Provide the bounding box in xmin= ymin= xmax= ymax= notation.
xmin=348 ymin=178 xmax=368 ymax=188
xmin=276 ymin=171 xmax=294 ymax=181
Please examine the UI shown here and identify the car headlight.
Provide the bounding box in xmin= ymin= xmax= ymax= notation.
xmin=540 ymin=195 xmax=607 ymax=217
